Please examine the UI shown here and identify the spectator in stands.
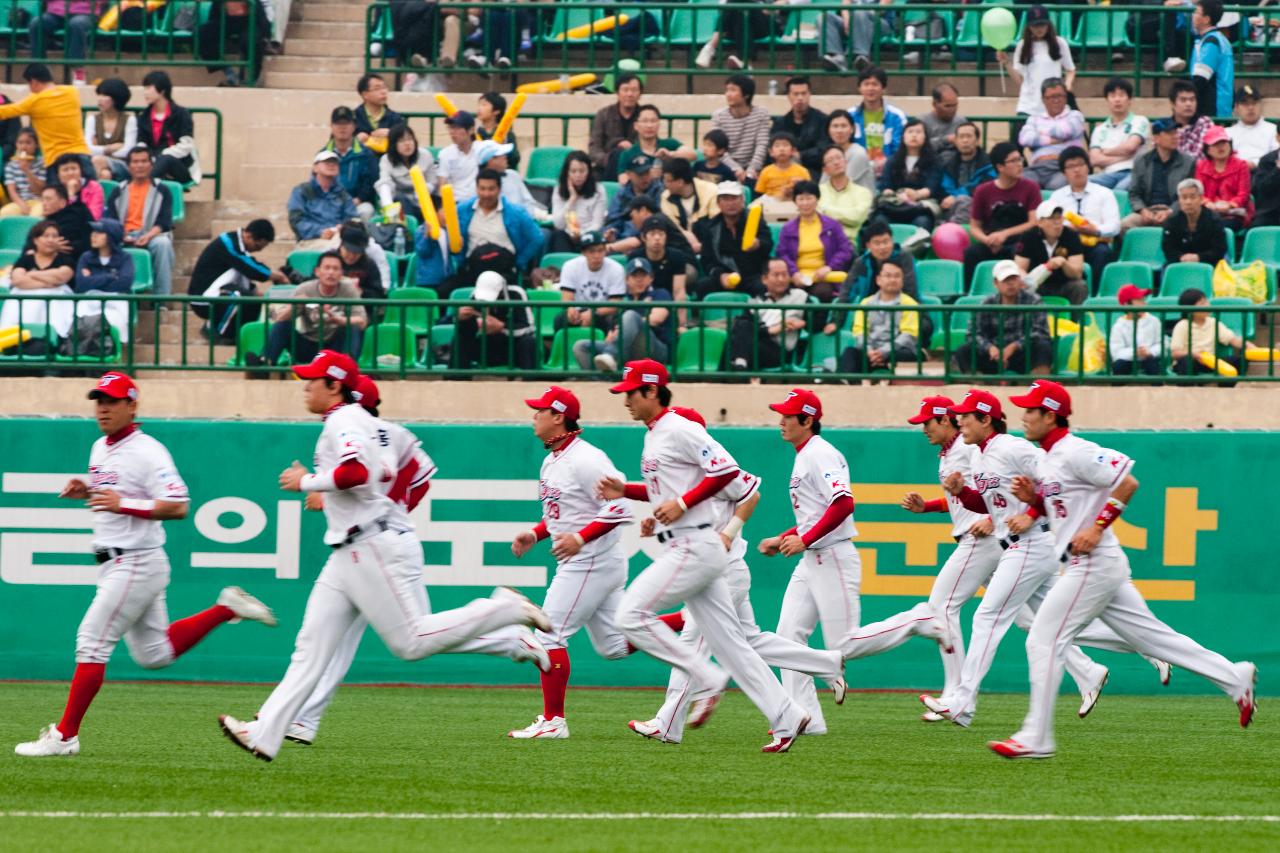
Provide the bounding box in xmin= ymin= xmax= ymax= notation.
xmin=248 ymin=252 xmax=366 ymax=368
xmin=754 ymin=132 xmax=809 ymax=217
xmin=1048 ymin=146 xmax=1119 ymax=285
xmin=1109 ymin=284 xmax=1164 ymax=377
xmin=777 ymin=181 xmax=853 ymax=307
xmin=1162 ymin=178 xmax=1229 ymax=266
xmin=412 ymin=218 xmax=449 ymax=291
xmin=1018 ymin=79 xmax=1084 ymax=190
xmin=588 ymin=73 xmax=643 ymax=180
xmin=1089 ymin=78 xmax=1150 ymax=191
xmin=628 ymin=216 xmax=691 ymax=315
xmin=694 ymin=130 xmax=737 ymax=186
xmin=391 ymin=0 xmax=448 ymax=71
xmin=104 ymin=145 xmax=175 ymax=296
xmin=921 ymin=83 xmax=965 ymax=154
xmin=353 ymin=73 xmax=403 ymax=148
xmin=1000 ymin=5 xmax=1075 ymax=119
xmin=452 ymin=270 xmax=536 ymax=370
xmin=1014 ymin=201 xmax=1088 ymax=305
xmin=660 ymin=158 xmax=717 ymax=248
xmin=1 ymin=129 xmax=46 ymax=217
xmin=548 ymin=151 xmax=607 ymax=253
xmin=822 ymin=109 xmax=875 ymax=192
xmin=556 ymin=230 xmax=624 ymax=332
xmin=1227 ymin=86 xmax=1278 ymax=168
xmin=0 ymin=220 xmax=74 ymax=336
xmin=85 ymin=78 xmax=137 ymax=183
xmin=288 ymin=151 xmax=358 ymax=250
xmin=819 ymin=146 xmax=874 ymax=244
xmin=875 ymin=118 xmax=943 ymax=231
xmin=28 ymin=1 xmax=102 ymax=85
xmin=437 ymin=111 xmax=480 ymax=203
xmin=0 ymin=93 xmax=19 ymax=162
xmin=474 ymin=92 xmax=520 ymax=170
xmin=199 ymin=0 xmax=270 ymax=87
xmin=336 ymin=221 xmax=383 ymax=305
xmin=137 ymin=71 xmax=200 ymax=186
xmin=957 ymin=259 xmax=1052 ymax=375
xmin=322 ymin=106 xmax=377 ymax=220
xmin=1196 ymin=125 xmax=1255 ymax=229
xmin=449 ymin=168 xmax=543 ymax=296
xmin=1170 ymin=287 xmax=1247 ymax=377
xmin=53 ymin=152 xmax=103 ymax=220
xmin=939 ymin=122 xmax=993 ymax=224
xmin=850 ymin=67 xmax=906 ymax=177
xmin=375 ymin=123 xmax=437 ymax=221
xmin=1252 ymin=144 xmax=1280 ymax=228
xmin=1189 ymin=0 xmax=1233 ymax=118
xmin=0 ymin=64 xmax=91 ymax=170
xmin=573 ymin=256 xmax=671 ymax=371
xmin=840 ymin=218 xmax=920 ymax=304
xmin=1123 ymin=119 xmax=1194 ymax=232
xmin=964 ymin=141 xmax=1041 ymax=284
xmin=711 ymin=75 xmax=772 ymax=185
xmin=606 ymin=195 xmax=661 ymax=257
xmin=461 ymin=3 xmax=517 ymax=70
xmin=617 ymin=104 xmax=695 ymax=181
xmin=188 ymin=218 xmax=281 ymax=340
xmin=39 ymin=182 xmax=91 ymax=259
xmin=695 ymin=180 xmax=773 ymax=299
xmin=819 ymin=0 xmax=893 ymax=73
xmin=1170 ymin=80 xmax=1213 ymax=157
xmin=773 ymin=76 xmax=829 ymax=177
xmin=604 ymin=155 xmax=660 ymax=242
xmin=476 ymin=140 xmax=544 ymax=217
xmin=714 ymin=1 xmax=781 ymax=71
xmin=836 ymin=258 xmax=921 ymax=374
xmin=727 ymin=257 xmax=806 ymax=371
xmin=73 ymin=219 xmax=134 ymax=340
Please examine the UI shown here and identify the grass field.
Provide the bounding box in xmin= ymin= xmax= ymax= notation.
xmin=0 ymin=681 xmax=1276 ymax=851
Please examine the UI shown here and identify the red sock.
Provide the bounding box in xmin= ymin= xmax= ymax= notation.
xmin=167 ymin=605 xmax=235 ymax=658
xmin=57 ymin=662 xmax=105 ymax=739
xmin=658 ymin=611 xmax=685 ymax=633
xmin=541 ymin=648 xmax=571 ymax=719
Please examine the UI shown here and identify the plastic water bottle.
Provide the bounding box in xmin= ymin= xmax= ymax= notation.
xmin=768 ymin=79 xmax=778 ymax=97
xmin=393 ymin=228 xmax=406 ymax=257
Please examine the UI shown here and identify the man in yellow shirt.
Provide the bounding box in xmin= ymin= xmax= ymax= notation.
xmin=0 ymin=64 xmax=91 ymax=169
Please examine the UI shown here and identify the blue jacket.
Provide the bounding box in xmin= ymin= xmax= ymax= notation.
xmin=74 ymin=220 xmax=134 ymax=294
xmin=287 ymin=177 xmax=359 ymax=240
xmin=850 ymin=101 xmax=909 ymax=162
xmin=414 ymin=226 xmax=449 ymax=287
xmin=323 ymin=138 xmax=378 ymax=204
xmin=603 ymin=179 xmax=662 ymax=235
xmin=453 ymin=198 xmax=544 ymax=271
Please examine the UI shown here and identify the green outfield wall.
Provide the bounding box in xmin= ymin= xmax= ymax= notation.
xmin=1 ymin=421 xmax=1272 ymax=697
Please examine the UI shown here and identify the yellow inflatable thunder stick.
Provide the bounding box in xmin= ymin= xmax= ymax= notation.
xmin=515 ymin=74 xmax=597 ymax=95
xmin=1197 ymin=351 xmax=1239 ymax=376
xmin=554 ymin=15 xmax=628 ymax=41
xmin=440 ymin=184 xmax=463 ymax=254
xmin=434 ymin=93 xmax=459 ymax=117
xmin=410 ymin=166 xmax=440 ymax=239
xmin=740 ymin=202 xmax=762 ymax=252
xmin=492 ymin=93 xmax=527 ymax=145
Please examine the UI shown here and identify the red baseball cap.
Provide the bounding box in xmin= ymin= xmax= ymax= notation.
xmin=1009 ymin=379 xmax=1073 ymax=417
xmin=769 ymin=388 xmax=823 ymax=419
xmin=670 ymin=406 xmax=706 ymax=427
xmin=88 ymin=371 xmax=138 ymax=401
xmin=609 ymin=358 xmax=669 ymax=393
xmin=949 ymin=389 xmax=1004 ymax=420
xmin=353 ymin=375 xmax=381 ymax=411
xmin=1117 ymin=284 xmax=1152 ymax=305
xmin=292 ymin=350 xmax=359 ymax=388
xmin=524 ymin=385 xmax=581 ymax=421
xmin=907 ymin=395 xmax=956 ymax=425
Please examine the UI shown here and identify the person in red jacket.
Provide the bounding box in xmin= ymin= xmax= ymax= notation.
xmin=1195 ymin=125 xmax=1253 ymax=229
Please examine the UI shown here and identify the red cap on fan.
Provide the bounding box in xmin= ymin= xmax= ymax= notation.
xmin=670 ymin=406 xmax=706 ymax=427
xmin=949 ymin=389 xmax=1004 ymax=420
xmin=768 ymin=388 xmax=823 ymax=419
xmin=524 ymin=385 xmax=581 ymax=422
xmin=907 ymin=395 xmax=956 ymax=424
xmin=1009 ymin=380 xmax=1073 ymax=417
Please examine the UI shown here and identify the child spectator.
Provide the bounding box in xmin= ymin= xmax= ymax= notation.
xmin=1109 ymin=284 xmax=1164 ymax=377
xmin=755 ymin=132 xmax=810 ymax=217
xmin=474 ymin=92 xmax=521 ymax=170
xmin=695 ymin=129 xmax=737 ymax=185
xmin=1000 ymin=5 xmax=1075 ymax=118
xmin=1 ymin=128 xmax=46 ymax=217
xmin=1170 ymin=287 xmax=1248 ymax=377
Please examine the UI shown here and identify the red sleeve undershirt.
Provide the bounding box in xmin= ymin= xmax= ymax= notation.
xmin=577 ymin=519 xmax=624 ymax=543
xmin=333 ymin=460 xmax=370 ymax=490
xmin=955 ymin=486 xmax=988 ymax=515
xmin=799 ymin=495 xmax=855 ymax=547
xmin=532 ymin=520 xmax=550 ymax=540
xmin=404 ymin=479 xmax=430 ymax=512
xmin=923 ymin=497 xmax=948 ymax=513
xmin=1025 ymin=493 xmax=1046 ymax=520
xmin=623 ymin=483 xmax=649 ymax=501
xmin=387 ymin=458 xmax=420 ymax=505
xmin=680 ymin=470 xmax=738 ymax=509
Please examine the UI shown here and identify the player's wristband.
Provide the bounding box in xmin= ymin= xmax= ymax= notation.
xmin=572 ymin=533 xmax=585 ymax=547
xmin=1094 ymin=497 xmax=1126 ymax=530
xmin=923 ymin=498 xmax=948 ymax=513
xmin=118 ymin=498 xmax=155 ymax=519
xmin=1025 ymin=505 xmax=1042 ymax=520
xmin=300 ymin=471 xmax=335 ymax=493
xmin=676 ymin=496 xmax=688 ymax=511
xmin=722 ymin=516 xmax=744 ymax=539
xmin=531 ymin=521 xmax=550 ymax=542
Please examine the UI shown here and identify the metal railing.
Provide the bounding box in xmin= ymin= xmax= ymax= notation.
xmin=79 ymin=104 xmax=223 ymax=199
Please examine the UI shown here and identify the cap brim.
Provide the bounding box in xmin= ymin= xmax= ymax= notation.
xmin=768 ymin=402 xmax=801 ymax=415
xmin=292 ymin=364 xmax=328 ymax=380
xmin=609 ymin=380 xmax=643 ymax=394
xmin=1007 ymin=393 xmax=1037 ymax=409
xmin=87 ymin=389 xmax=129 ymax=400
xmin=948 ymin=403 xmax=979 ymax=415
xmin=523 ymin=397 xmax=549 ymax=410
xmin=906 ymin=413 xmax=933 ymax=424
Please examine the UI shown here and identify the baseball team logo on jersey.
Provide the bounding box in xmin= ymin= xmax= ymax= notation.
xmin=641 ymin=457 xmax=659 ymax=474
xmin=89 ymin=466 xmax=120 ymax=488
xmin=156 ymin=469 xmax=189 ymax=500
xmin=1042 ymin=481 xmax=1063 ymax=498
xmin=973 ymin=473 xmax=1001 ymax=494
xmin=538 ymin=481 xmax=562 ymax=501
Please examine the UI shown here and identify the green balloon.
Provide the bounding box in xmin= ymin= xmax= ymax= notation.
xmin=980 ymin=7 xmax=1018 ymax=50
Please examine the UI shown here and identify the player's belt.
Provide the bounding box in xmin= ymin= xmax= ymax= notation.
xmin=332 ymin=517 xmax=402 ymax=549
xmin=94 ymin=547 xmax=129 ymax=563
xmin=656 ymin=523 xmax=712 ymax=544
xmin=999 ymin=522 xmax=1051 ymax=550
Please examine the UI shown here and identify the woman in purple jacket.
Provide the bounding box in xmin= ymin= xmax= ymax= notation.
xmin=775 ymin=180 xmax=854 ymax=307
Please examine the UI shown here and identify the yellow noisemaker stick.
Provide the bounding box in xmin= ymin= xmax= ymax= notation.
xmin=740 ymin=202 xmax=762 ymax=252
xmin=440 ymin=184 xmax=463 ymax=254
xmin=515 ymin=73 xmax=597 ymax=95
xmin=492 ymin=93 xmax=527 ymax=144
xmin=434 ymin=93 xmax=459 ymax=117
xmin=410 ymin=166 xmax=440 ymax=239
xmin=1197 ymin=351 xmax=1238 ymax=377
xmin=554 ymin=14 xmax=628 ymax=41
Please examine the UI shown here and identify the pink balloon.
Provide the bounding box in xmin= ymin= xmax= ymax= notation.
xmin=931 ymin=223 xmax=970 ymax=262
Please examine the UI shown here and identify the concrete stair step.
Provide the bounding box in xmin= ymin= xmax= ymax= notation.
xmin=281 ymin=37 xmax=359 ymax=56
xmin=262 ymin=70 xmax=363 ymax=91
xmin=286 ymin=21 xmax=364 ymax=41
xmin=267 ymin=55 xmax=365 ymax=74
xmin=296 ymin=3 xmax=372 ymax=23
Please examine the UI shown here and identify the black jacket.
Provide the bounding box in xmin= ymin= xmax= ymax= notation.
xmin=1161 ymin=208 xmax=1228 ymax=267
xmin=188 ymin=230 xmax=274 ymax=296
xmin=137 ymin=103 xmax=195 ymax=167
xmin=772 ymin=107 xmax=829 ymax=177
xmin=694 ymin=212 xmax=774 ymax=283
xmin=1252 ymin=150 xmax=1280 ymax=228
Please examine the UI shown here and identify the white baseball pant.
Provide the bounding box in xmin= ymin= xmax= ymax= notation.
xmin=776 ymin=540 xmax=861 ymax=733
xmin=76 ymin=548 xmax=177 ymax=669
xmin=1012 ymin=544 xmax=1254 ymax=754
xmin=927 ymin=534 xmax=1002 ymax=697
xmin=250 ymin=529 xmax=531 ymax=759
xmin=618 ymin=528 xmax=808 ymax=738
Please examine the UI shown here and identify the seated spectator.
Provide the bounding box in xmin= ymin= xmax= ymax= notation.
xmin=1000 ymin=5 xmax=1075 ymax=119
xmin=39 ymin=182 xmax=91 ymax=259
xmin=777 ymin=181 xmax=854 ymax=306
xmin=1089 ymin=77 xmax=1150 ymax=191
xmin=939 ymin=122 xmax=993 ymax=224
xmin=1 ymin=128 xmax=46 ymax=217
xmin=247 ymin=252 xmax=366 ymax=368
xmin=476 ymin=140 xmax=544 ymax=218
xmin=660 ymin=158 xmax=717 ymax=248
xmin=336 ymin=222 xmax=383 ymax=304
xmin=1 ymin=220 xmax=75 ymax=337
xmin=695 ymin=129 xmax=737 ymax=185
xmin=85 ymin=77 xmax=136 ymax=182
xmin=822 ymin=109 xmax=875 ymax=192
xmin=604 ymin=154 xmax=661 ymax=244
xmin=549 ymin=151 xmax=607 ymax=253
xmin=437 ymin=110 xmax=481 ymax=203
xmin=963 ymin=141 xmax=1041 ymax=284
xmin=839 ymin=218 xmax=920 ymax=304
xmin=198 ymin=0 xmax=269 ymax=87
xmin=390 ymin=0 xmax=452 ymax=71
xmin=573 ymin=256 xmax=672 ymax=371
xmin=557 ymin=231 xmax=624 ymax=332
xmin=627 ymin=216 xmax=691 ymax=319
xmin=754 ymin=133 xmax=809 ymax=218
xmin=1196 ymin=125 xmax=1254 ymax=229
xmin=875 ymin=118 xmax=943 ymax=231
xmin=920 ymin=83 xmax=965 ymax=155
xmin=772 ymin=77 xmax=829 ymax=176
xmin=460 ymin=3 xmax=517 ymax=70
xmin=288 ymin=151 xmax=359 ymax=251
xmin=1170 ymin=80 xmax=1213 ymax=158
xmin=1048 ymin=146 xmax=1119 ymax=285
xmin=836 ymin=258 xmax=921 ymax=374
xmin=727 ymin=258 xmax=807 ymax=371
xmin=607 ymin=195 xmax=662 ymax=257
xmin=104 ymin=145 xmax=176 ymax=296
xmin=694 ymin=181 xmax=774 ymax=299
xmin=0 ymin=64 xmax=91 ymax=171
xmin=353 ymin=73 xmax=404 ymax=148
xmin=1252 ymin=144 xmax=1280 ymax=228
xmin=712 ymin=3 xmax=782 ymax=72
xmin=849 ymin=67 xmax=907 ymax=177
xmin=1122 ymin=119 xmax=1194 ymax=232
xmin=1226 ymin=85 xmax=1277 ymax=168
xmin=323 ymin=106 xmax=377 ymax=220
xmin=52 ymin=152 xmax=102 ymax=220
xmin=412 ymin=219 xmax=449 ymax=291
xmin=375 ymin=123 xmax=437 ymax=221
xmin=73 ymin=219 xmax=135 ymax=341
xmin=1018 ymin=78 xmax=1085 ymax=190
xmin=187 ymin=219 xmax=281 ymax=341
xmin=956 ymin=260 xmax=1052 ymax=375
xmin=711 ymin=75 xmax=772 ymax=184
xmin=447 ymin=168 xmax=544 ymax=297
xmin=474 ymin=92 xmax=520 ymax=170
xmin=1170 ymin=287 xmax=1248 ymax=377
xmin=820 ymin=1 xmax=895 ymax=73
xmin=617 ymin=104 xmax=695 ymax=180
xmin=1014 ymin=201 xmax=1088 ymax=305
xmin=452 ymin=270 xmax=536 ymax=370
xmin=137 ymin=71 xmax=201 ymax=186
xmin=1162 ymin=178 xmax=1229 ymax=266
xmin=28 ymin=1 xmax=100 ymax=84
xmin=819 ymin=146 xmax=873 ymax=245
xmin=587 ymin=73 xmax=642 ymax=180
xmin=1109 ymin=284 xmax=1164 ymax=377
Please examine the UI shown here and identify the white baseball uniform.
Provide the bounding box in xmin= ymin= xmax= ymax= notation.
xmin=617 ymin=409 xmax=809 ymax=738
xmin=246 ymin=404 xmax=533 ymax=759
xmin=1010 ymin=433 xmax=1255 ymax=754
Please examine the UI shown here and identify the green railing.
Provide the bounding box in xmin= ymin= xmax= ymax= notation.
xmin=0 ymin=292 xmax=1274 ymax=384
xmin=365 ymin=2 xmax=1280 ymax=96
xmin=79 ymin=104 xmax=223 ymax=199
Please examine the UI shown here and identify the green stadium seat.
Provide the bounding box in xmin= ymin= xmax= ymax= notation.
xmin=0 ymin=322 xmax=51 ymax=363
xmin=524 ymin=146 xmax=575 ymax=182
xmin=916 ymin=259 xmax=964 ymax=300
xmin=359 ymin=322 xmax=415 ymax=369
xmin=793 ymin=329 xmax=854 ymax=373
xmin=934 ymin=294 xmax=987 ymax=351
xmin=969 ymin=259 xmax=1000 ymax=297
xmin=600 ymin=181 xmax=621 ymax=205
xmin=0 ymin=215 xmax=39 ymax=250
xmin=698 ymin=291 xmax=751 ymax=328
xmin=543 ymin=326 xmax=603 ymax=371
xmin=526 ymin=288 xmax=564 ymax=339
xmin=674 ymin=327 xmax=727 ymax=373
xmin=1113 ymin=190 xmax=1131 ymax=219
xmin=666 ymin=6 xmax=720 ymax=46
xmin=1054 ymin=333 xmax=1079 ymax=374
xmin=227 ymin=320 xmax=267 ymax=367
xmin=1118 ymin=227 xmax=1164 ymax=270
xmin=385 ymin=286 xmax=437 ymax=335
xmin=1160 ymin=262 xmax=1213 ymax=299
xmin=286 ymin=250 xmax=323 ymax=279
xmin=1075 ymin=10 xmax=1133 ymax=48
xmin=1210 ymin=296 xmax=1255 ymax=340
xmin=1097 ymin=262 xmax=1154 ymax=298
xmin=100 ymin=179 xmax=118 ymax=200
xmin=161 ymin=180 xmax=185 ymax=223
xmin=539 ymin=252 xmax=578 ymax=270
xmin=126 ymin=247 xmax=153 ymax=293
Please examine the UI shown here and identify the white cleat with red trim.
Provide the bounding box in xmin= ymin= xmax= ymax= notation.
xmin=628 ymin=718 xmax=678 ymax=743
xmin=988 ymin=738 xmax=1054 ymax=760
xmin=491 ymin=587 xmax=552 ymax=632
xmin=15 ymin=724 xmax=79 ymax=757
xmin=513 ymin=627 xmax=552 ymax=672
xmin=1078 ymin=668 xmax=1109 ymax=718
xmin=761 ymin=714 xmax=811 ymax=753
xmin=508 ymin=715 xmax=569 ymax=739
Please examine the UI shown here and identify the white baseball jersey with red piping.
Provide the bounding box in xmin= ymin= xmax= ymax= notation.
xmin=787 ymin=435 xmax=855 ymax=548
xmin=641 ymin=410 xmax=740 ymax=532
xmin=540 ymin=435 xmax=634 ymax=556
xmin=713 ymin=469 xmax=762 ymax=564
xmin=970 ymin=433 xmax=1044 ymax=539
xmin=312 ymin=403 xmax=398 ymax=545
xmin=88 ymin=429 xmax=189 ymax=550
xmin=937 ymin=435 xmax=987 ymax=539
xmin=1034 ymin=433 xmax=1134 ymax=561
xmin=381 ymin=421 xmax=437 ymax=528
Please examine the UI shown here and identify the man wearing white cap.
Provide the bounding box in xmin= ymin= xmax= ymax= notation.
xmin=957 ymin=260 xmax=1053 ymax=375
xmin=287 ymin=150 xmax=360 ymax=251
xmin=476 ymin=139 xmax=545 ymax=216
xmin=452 ymin=269 xmax=537 ymax=370
xmin=694 ymin=180 xmax=774 ymax=299
xmin=1013 ymin=201 xmax=1088 ymax=305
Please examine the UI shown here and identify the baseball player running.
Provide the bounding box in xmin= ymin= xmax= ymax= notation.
xmin=600 ymin=359 xmax=811 ymax=752
xmin=16 ymin=372 xmax=276 ymax=758
xmin=285 ymin=377 xmax=551 ymax=746
xmin=218 ymin=352 xmax=549 ymax=762
xmin=990 ymin=381 xmax=1257 ymax=759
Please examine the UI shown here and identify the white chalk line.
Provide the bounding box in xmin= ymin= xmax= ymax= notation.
xmin=0 ymin=811 xmax=1277 ymax=823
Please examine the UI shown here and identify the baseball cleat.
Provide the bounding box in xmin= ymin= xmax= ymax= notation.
xmin=14 ymin=724 xmax=79 ymax=757
xmin=919 ymin=694 xmax=972 ymax=728
xmin=1238 ymin=662 xmax=1258 ymax=728
xmin=761 ymin=714 xmax=811 ymax=753
xmin=284 ymin=723 xmax=315 ymax=745
xmin=1078 ymin=668 xmax=1109 ymax=719
xmin=1145 ymin=655 xmax=1172 ymax=686
xmin=217 ymin=586 xmax=278 ymax=627
xmin=492 ymin=587 xmax=552 ymax=633
xmin=687 ymin=693 xmax=722 ymax=729
xmin=830 ymin=666 xmax=847 ymax=706
xmin=219 ymin=714 xmax=272 ymax=762
xmin=508 ymin=715 xmax=569 ymax=739
xmin=988 ymin=738 xmax=1054 ymax=760
xmin=920 ymin=711 xmax=946 ymax=723
xmin=910 ymin=604 xmax=953 ymax=653
xmin=628 ymin=718 xmax=674 ymax=742
xmin=514 ymin=626 xmax=552 ymax=673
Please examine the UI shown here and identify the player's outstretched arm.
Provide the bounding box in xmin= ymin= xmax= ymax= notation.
xmin=1072 ymin=475 xmax=1139 ymax=555
xmin=513 ymin=522 xmax=548 ymax=557
xmin=86 ymin=489 xmax=188 ymax=520
xmin=60 ymin=478 xmax=89 ymax=500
